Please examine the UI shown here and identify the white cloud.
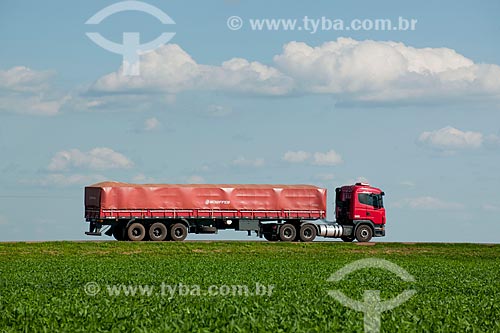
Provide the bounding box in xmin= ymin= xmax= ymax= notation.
xmin=88 ymin=39 xmax=500 ymax=106
xmin=187 ymin=175 xmax=205 ymax=183
xmin=394 ymin=196 xmax=463 ymax=210
xmin=418 ymin=126 xmax=483 ymax=150
xmin=313 ymin=150 xmax=343 ymax=166
xmin=144 ymin=117 xmax=160 ymax=131
xmin=48 ymin=148 xmax=133 ymax=171
xmin=32 ymin=174 xmax=106 ymax=187
xmin=0 ymin=66 xmax=68 ymax=116
xmin=0 ymin=66 xmax=52 ymax=92
xmin=283 ymin=150 xmax=311 ymax=163
xmin=273 ymin=38 xmax=500 ymax=104
xmin=0 ymin=95 xmax=69 ymax=116
xmin=91 ymin=44 xmax=292 ymax=96
xmin=232 ymin=156 xmax=265 ymax=168
xmin=283 ymin=150 xmax=343 ymax=166
xmin=4 ymin=39 xmax=500 ymax=116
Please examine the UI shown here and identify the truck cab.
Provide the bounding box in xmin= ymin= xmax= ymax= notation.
xmin=335 ymin=182 xmax=386 ymax=241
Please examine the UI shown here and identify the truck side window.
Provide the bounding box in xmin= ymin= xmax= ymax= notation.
xmin=358 ymin=193 xmax=374 ymax=207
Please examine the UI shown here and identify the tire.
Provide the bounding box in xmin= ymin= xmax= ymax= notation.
xmin=355 ymin=225 xmax=373 ymax=242
xmin=279 ymin=224 xmax=296 ymax=242
xmin=299 ymin=224 xmax=317 ymax=242
xmin=149 ymin=222 xmax=168 ymax=241
xmin=341 ymin=236 xmax=355 ymax=242
xmin=127 ymin=222 xmax=146 ymax=242
xmin=170 ymin=223 xmax=188 ymax=242
xmin=112 ymin=224 xmax=127 ymax=241
xmin=263 ymin=233 xmax=278 ymax=241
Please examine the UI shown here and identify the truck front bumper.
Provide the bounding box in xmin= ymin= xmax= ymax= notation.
xmin=374 ymin=225 xmax=385 ymax=237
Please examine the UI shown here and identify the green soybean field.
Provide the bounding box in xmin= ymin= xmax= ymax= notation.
xmin=0 ymin=242 xmax=499 ymax=332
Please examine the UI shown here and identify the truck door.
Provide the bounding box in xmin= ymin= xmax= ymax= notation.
xmin=370 ymin=193 xmax=385 ymax=225
xmin=357 ymin=192 xmax=384 ymax=224
xmin=357 ymin=193 xmax=372 ymax=221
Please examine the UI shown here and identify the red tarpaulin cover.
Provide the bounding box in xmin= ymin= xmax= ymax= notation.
xmin=85 ymin=182 xmax=327 ymax=212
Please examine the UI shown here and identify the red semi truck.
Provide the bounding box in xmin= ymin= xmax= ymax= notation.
xmin=84 ymin=182 xmax=386 ymax=242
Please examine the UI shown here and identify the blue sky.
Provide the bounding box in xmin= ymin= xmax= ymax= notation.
xmin=1 ymin=0 xmax=499 ymax=242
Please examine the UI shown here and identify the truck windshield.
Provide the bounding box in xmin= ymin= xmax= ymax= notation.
xmin=358 ymin=193 xmax=384 ymax=208
xmin=374 ymin=194 xmax=384 ymax=208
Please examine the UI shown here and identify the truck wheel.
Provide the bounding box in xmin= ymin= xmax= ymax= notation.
xmin=112 ymin=224 xmax=127 ymax=241
xmin=299 ymin=224 xmax=317 ymax=242
xmin=341 ymin=236 xmax=354 ymax=242
xmin=127 ymin=223 xmax=146 ymax=241
xmin=263 ymin=233 xmax=278 ymax=241
xmin=170 ymin=223 xmax=188 ymax=242
xmin=149 ymin=222 xmax=168 ymax=241
xmin=355 ymin=225 xmax=373 ymax=242
xmin=279 ymin=224 xmax=296 ymax=242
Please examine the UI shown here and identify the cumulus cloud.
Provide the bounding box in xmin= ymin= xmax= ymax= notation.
xmin=232 ymin=156 xmax=265 ymax=168
xmin=0 ymin=66 xmax=68 ymax=115
xmin=283 ymin=149 xmax=343 ymax=166
xmin=313 ymin=150 xmax=343 ymax=166
xmin=418 ymin=126 xmax=483 ymax=150
xmin=394 ymin=196 xmax=463 ymax=210
xmin=88 ymin=39 xmax=500 ymax=106
xmin=0 ymin=66 xmax=53 ymax=92
xmin=283 ymin=151 xmax=311 ymax=163
xmin=48 ymin=148 xmax=133 ymax=171
xmin=4 ymin=38 xmax=500 ymax=116
xmin=0 ymin=95 xmax=69 ymax=116
xmin=91 ymin=44 xmax=292 ymax=96
xmin=418 ymin=126 xmax=500 ymax=154
xmin=273 ymin=38 xmax=500 ymax=104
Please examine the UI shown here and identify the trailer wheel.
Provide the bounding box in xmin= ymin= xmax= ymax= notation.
xmin=170 ymin=223 xmax=188 ymax=242
xmin=127 ymin=223 xmax=146 ymax=241
xmin=355 ymin=225 xmax=373 ymax=242
xmin=112 ymin=224 xmax=127 ymax=241
xmin=279 ymin=224 xmax=296 ymax=242
xmin=299 ymin=224 xmax=317 ymax=242
xmin=149 ymin=222 xmax=168 ymax=241
xmin=341 ymin=236 xmax=354 ymax=242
